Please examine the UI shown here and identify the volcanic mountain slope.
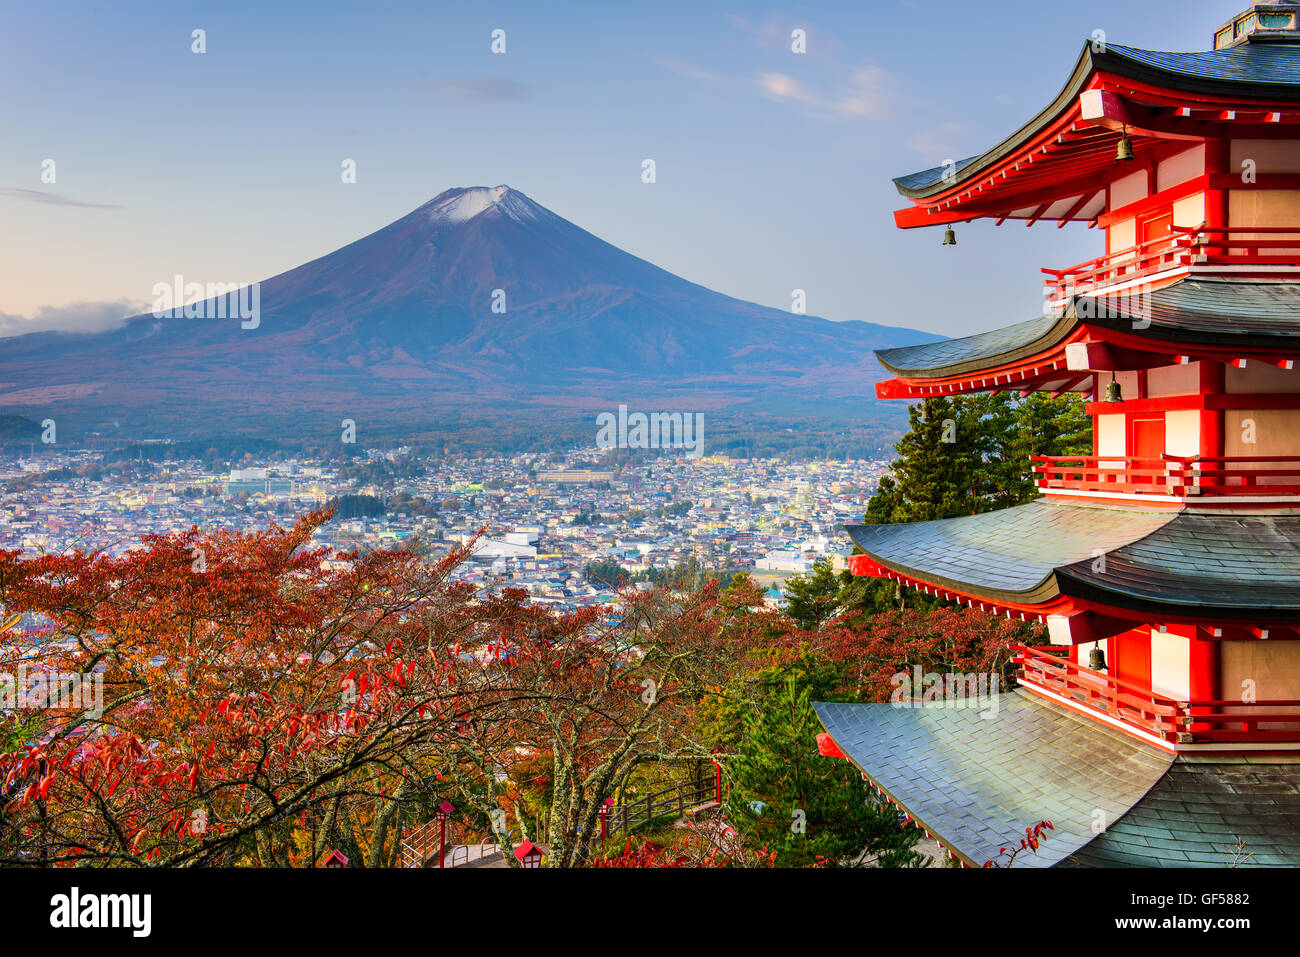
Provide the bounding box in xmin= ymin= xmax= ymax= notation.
xmin=0 ymin=186 xmax=934 ymax=428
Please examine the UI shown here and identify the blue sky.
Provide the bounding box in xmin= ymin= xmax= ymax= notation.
xmin=0 ymin=0 xmax=1233 ymax=337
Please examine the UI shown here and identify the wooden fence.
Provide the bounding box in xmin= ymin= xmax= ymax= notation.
xmin=602 ymin=773 xmax=719 ymax=840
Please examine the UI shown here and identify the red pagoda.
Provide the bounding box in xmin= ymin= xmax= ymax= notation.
xmin=816 ymin=2 xmax=1300 ymax=867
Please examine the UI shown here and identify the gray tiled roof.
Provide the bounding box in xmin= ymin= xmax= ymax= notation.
xmin=845 ymin=501 xmax=1176 ymax=602
xmin=1069 ymin=758 xmax=1300 ymax=867
xmin=876 ymin=314 xmax=1065 ymax=378
xmin=814 ymin=691 xmax=1174 ymax=868
xmin=848 ymin=502 xmax=1300 ymax=616
xmin=895 ymin=41 xmax=1300 ymax=200
xmin=1105 ymin=40 xmax=1300 ymax=89
xmin=1058 ymin=512 xmax=1300 ymax=618
xmin=891 ymin=156 xmax=980 ymax=193
xmin=818 ymin=693 xmax=1300 ymax=867
xmin=875 ymin=279 xmax=1300 ymax=381
xmin=1092 ymin=278 xmax=1300 ymax=346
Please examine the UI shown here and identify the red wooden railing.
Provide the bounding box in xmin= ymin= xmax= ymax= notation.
xmin=1014 ymin=644 xmax=1300 ymax=745
xmin=1014 ymin=644 xmax=1183 ymax=740
xmin=1042 ymin=225 xmax=1300 ymax=300
xmin=1032 ymin=455 xmax=1173 ymax=494
xmin=1032 ymin=454 xmax=1300 ymax=499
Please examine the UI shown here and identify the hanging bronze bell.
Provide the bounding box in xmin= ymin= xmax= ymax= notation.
xmin=942 ymin=226 xmax=957 ymax=246
xmin=1104 ymin=373 xmax=1123 ymax=403
xmin=1116 ymin=126 xmax=1134 ymax=162
xmin=1089 ymin=642 xmax=1107 ymax=671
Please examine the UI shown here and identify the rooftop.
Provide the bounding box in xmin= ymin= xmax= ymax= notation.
xmin=814 ymin=691 xmax=1174 ymax=868
xmin=846 ymin=501 xmax=1300 ymax=621
xmin=893 ymin=38 xmax=1300 ymax=207
xmin=815 ymin=690 xmax=1300 ymax=866
xmin=873 ymin=278 xmax=1300 ymax=398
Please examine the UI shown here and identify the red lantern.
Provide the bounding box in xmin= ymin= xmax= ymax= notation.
xmin=598 ymin=797 xmax=615 ymax=840
xmin=513 ymin=840 xmax=545 ymax=869
xmin=434 ymin=801 xmax=454 ymax=868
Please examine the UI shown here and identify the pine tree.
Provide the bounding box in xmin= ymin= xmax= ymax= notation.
xmin=725 ymin=675 xmax=925 ymax=867
xmin=888 ymin=397 xmax=982 ymax=521
xmin=584 ymin=557 xmax=629 ymax=589
xmin=866 ymin=393 xmax=1092 ymax=524
xmin=1014 ymin=392 xmax=1091 ymax=459
xmin=967 ymin=392 xmax=1027 ymax=510
xmin=784 ymin=558 xmax=843 ymax=630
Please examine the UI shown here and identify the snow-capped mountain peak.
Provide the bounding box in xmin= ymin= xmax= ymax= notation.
xmin=0 ymin=184 xmax=933 ymax=426
xmin=423 ymin=185 xmax=536 ymax=225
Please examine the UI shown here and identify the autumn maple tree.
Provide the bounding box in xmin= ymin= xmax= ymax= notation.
xmin=0 ymin=506 xmax=1048 ymax=869
xmin=0 ymin=509 xmax=510 ymax=866
xmin=0 ymin=509 xmax=764 ymax=868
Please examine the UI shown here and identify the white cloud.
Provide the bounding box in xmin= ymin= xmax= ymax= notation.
xmin=758 ymin=65 xmax=891 ymax=119
xmin=759 ymin=72 xmax=805 ymax=100
xmin=0 ymin=299 xmax=142 ymax=339
xmin=0 ymin=188 xmax=119 ymax=209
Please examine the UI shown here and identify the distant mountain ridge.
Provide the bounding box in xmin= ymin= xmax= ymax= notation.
xmin=0 ymin=186 xmax=934 ymax=433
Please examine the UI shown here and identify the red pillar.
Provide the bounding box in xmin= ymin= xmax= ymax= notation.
xmin=1188 ymin=628 xmax=1218 ymax=735
xmin=714 ymin=759 xmax=722 ymax=805
xmin=439 ymin=818 xmax=446 ymax=869
xmin=1189 ymin=633 xmax=1217 ymax=701
xmin=1199 ymin=359 xmax=1225 ymax=462
xmin=1111 ymin=626 xmax=1151 ymax=691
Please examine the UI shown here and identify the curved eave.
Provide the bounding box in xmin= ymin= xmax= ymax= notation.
xmin=896 ymin=41 xmax=1300 ymax=202
xmin=892 ymin=41 xmax=1300 ymax=227
xmin=1056 ymin=511 xmax=1300 ymax=622
xmin=876 ymin=313 xmax=1079 ymax=380
xmin=849 ymin=545 xmax=1066 ymax=611
xmin=1057 ymin=571 xmax=1300 ymax=622
xmin=813 ymin=692 xmax=1175 ymax=869
xmin=873 ymin=279 xmax=1300 ymax=396
xmin=1097 ymin=40 xmax=1300 ymax=102
xmin=844 ymin=501 xmax=1178 ymax=608
xmin=849 ymin=506 xmax=1300 ymax=624
xmin=894 ymin=41 xmax=1099 ymax=201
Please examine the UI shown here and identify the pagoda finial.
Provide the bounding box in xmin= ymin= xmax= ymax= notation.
xmin=1214 ymin=3 xmax=1300 ymax=48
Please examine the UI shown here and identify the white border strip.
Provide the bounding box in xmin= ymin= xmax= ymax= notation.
xmin=1018 ymin=681 xmax=1300 ymax=753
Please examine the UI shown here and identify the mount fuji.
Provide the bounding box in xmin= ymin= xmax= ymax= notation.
xmin=0 ymin=186 xmax=933 ymax=436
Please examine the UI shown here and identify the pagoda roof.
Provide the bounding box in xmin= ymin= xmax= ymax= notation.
xmin=846 ymin=501 xmax=1300 ymax=620
xmin=875 ymin=278 xmax=1300 ymax=390
xmin=1057 ymin=510 xmax=1300 ymax=616
xmin=815 ymin=692 xmax=1300 ymax=866
xmin=892 ymin=156 xmax=981 ymax=194
xmin=896 ymin=41 xmax=1300 ymax=200
xmin=814 ymin=691 xmax=1174 ymax=868
xmin=1069 ymin=757 xmax=1300 ymax=867
xmin=876 ymin=313 xmax=1067 ymax=380
xmin=845 ymin=500 xmax=1173 ymax=605
xmin=891 ymin=39 xmax=1300 ymax=227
